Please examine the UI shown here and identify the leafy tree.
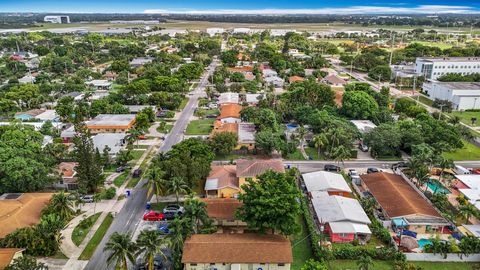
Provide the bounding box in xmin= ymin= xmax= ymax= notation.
xmin=5 ymin=255 xmax=48 ymax=270
xmin=104 ymin=232 xmax=137 ymax=270
xmin=368 ymin=65 xmax=392 ymax=81
xmin=135 ymin=111 xmax=151 ymax=131
xmin=341 ymin=91 xmax=379 ymax=120
xmin=116 ymin=149 xmax=134 ymax=166
xmin=55 ymin=96 xmax=75 ymax=122
xmin=283 ymin=80 xmax=335 ymax=112
xmin=221 ymin=50 xmax=239 ymax=67
xmin=42 ymin=192 xmax=75 ymax=221
xmin=135 ymin=230 xmax=170 ymax=270
xmin=183 ymin=193 xmax=213 ymax=233
xmin=73 ymin=126 xmax=104 ymax=193
xmin=301 ymin=259 xmax=328 ymax=270
xmin=175 ymin=63 xmax=204 ymax=81
xmin=237 ymin=170 xmax=301 ymax=235
xmin=357 ymin=255 xmax=374 ymax=270
xmin=366 ymin=123 xmax=401 ymax=158
xmin=255 ymin=108 xmax=279 ymax=132
xmin=255 ymin=130 xmax=284 ymax=156
xmin=209 ymin=132 xmax=238 ymax=155
xmin=460 ymin=204 xmax=478 ymax=224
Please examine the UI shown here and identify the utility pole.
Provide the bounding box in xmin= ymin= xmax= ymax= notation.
xmin=389 ymin=33 xmax=395 ymax=66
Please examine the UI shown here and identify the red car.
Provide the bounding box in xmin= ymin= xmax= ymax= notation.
xmin=143 ymin=211 xmax=165 ymax=221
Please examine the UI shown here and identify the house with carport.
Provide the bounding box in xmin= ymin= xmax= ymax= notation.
xmin=302 ymin=171 xmax=352 ymax=197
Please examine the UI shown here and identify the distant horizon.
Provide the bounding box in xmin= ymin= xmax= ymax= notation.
xmin=0 ymin=1 xmax=480 ymax=15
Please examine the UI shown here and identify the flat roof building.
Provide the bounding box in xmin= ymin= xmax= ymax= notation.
xmin=86 ymin=114 xmax=135 ymax=134
xmin=302 ymin=171 xmax=352 ymax=197
xmin=423 ymin=81 xmax=480 ymax=111
xmin=415 ymin=57 xmax=480 ymax=81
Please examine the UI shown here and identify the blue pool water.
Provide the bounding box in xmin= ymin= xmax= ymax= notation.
xmin=417 ymin=238 xmax=432 ymax=249
xmin=286 ymin=123 xmax=299 ymax=129
xmin=427 ymin=179 xmax=451 ymax=194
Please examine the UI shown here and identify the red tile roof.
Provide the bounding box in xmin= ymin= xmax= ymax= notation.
xmin=236 ymin=159 xmax=285 ymax=178
xmin=201 ymin=198 xmax=243 ymax=220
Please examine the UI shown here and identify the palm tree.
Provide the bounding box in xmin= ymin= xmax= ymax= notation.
xmin=449 ymin=115 xmax=461 ymax=125
xmin=296 ymin=125 xmax=307 ymax=147
xmin=437 ymin=157 xmax=454 ymax=185
xmin=146 ymin=167 xmax=167 ymax=204
xmin=135 ymin=230 xmax=171 ymax=270
xmin=312 ymin=134 xmax=327 ymax=158
xmin=45 ymin=191 xmax=75 ymax=221
xmin=126 ymin=128 xmax=141 ymax=146
xmin=184 ymin=193 xmax=211 ymax=233
xmin=168 ymin=177 xmax=189 ymax=204
xmin=331 ymin=145 xmax=351 ymax=168
xmin=460 ymin=204 xmax=477 ymax=224
xmin=104 ymin=232 xmax=136 ymax=270
xmin=357 ymin=255 xmax=373 ymax=270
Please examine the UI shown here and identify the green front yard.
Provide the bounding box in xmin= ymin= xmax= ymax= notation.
xmin=72 ymin=212 xmax=102 ymax=246
xmin=330 ymin=260 xmax=476 ymax=270
xmin=185 ymin=119 xmax=214 ymax=135
xmin=449 ymin=111 xmax=480 ymax=127
xmin=291 ymin=215 xmax=313 ymax=270
xmin=156 ymin=122 xmax=174 ymax=134
xmin=443 ymin=140 xmax=480 ymax=160
xmin=178 ymin=97 xmax=189 ymax=111
xmin=113 ymin=172 xmax=128 ymax=187
xmin=286 ymin=148 xmax=323 ymax=160
xmin=78 ymin=213 xmax=114 ymax=260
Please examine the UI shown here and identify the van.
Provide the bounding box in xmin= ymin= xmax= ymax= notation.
xmin=455 ymin=165 xmax=471 ymax=175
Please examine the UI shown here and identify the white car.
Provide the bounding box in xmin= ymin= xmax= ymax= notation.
xmin=348 ymin=169 xmax=358 ymax=177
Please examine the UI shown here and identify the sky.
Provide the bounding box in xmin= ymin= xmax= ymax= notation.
xmin=1 ymin=0 xmax=480 ymax=14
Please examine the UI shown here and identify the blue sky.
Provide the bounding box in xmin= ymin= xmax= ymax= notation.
xmin=0 ymin=0 xmax=479 ymax=14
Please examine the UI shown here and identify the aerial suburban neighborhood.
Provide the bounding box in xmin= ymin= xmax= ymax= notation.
xmin=2 ymin=2 xmax=480 ymax=270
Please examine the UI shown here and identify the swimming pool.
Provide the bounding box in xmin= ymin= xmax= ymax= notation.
xmin=427 ymin=179 xmax=451 ymax=194
xmin=417 ymin=238 xmax=432 ymax=249
xmin=286 ymin=123 xmax=298 ymax=129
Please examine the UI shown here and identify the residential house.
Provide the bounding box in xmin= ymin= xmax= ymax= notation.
xmin=35 ymin=109 xmax=59 ymax=122
xmin=302 ymin=171 xmax=352 ymax=197
xmin=205 ymin=165 xmax=240 ymax=198
xmin=86 ymin=114 xmax=136 ymax=134
xmin=182 ymin=234 xmax=292 ymax=270
xmin=14 ymin=109 xmax=45 ymax=121
xmin=85 ymin=79 xmax=112 ymax=91
xmin=237 ymin=123 xmax=256 ymax=150
xmin=360 ymin=172 xmax=449 ymax=234
xmin=103 ymin=71 xmax=118 ymax=81
xmin=322 ymin=74 xmax=347 ymax=88
xmin=92 ymin=133 xmax=126 ymax=156
xmin=218 ymin=92 xmax=240 ymax=105
xmin=62 ymin=91 xmax=85 ymax=101
xmin=311 ymin=193 xmax=372 ymax=243
xmin=201 ymin=198 xmax=246 ymax=233
xmin=454 ymin=174 xmax=480 ymax=211
xmin=125 ymin=105 xmax=156 ymax=114
xmin=0 ymin=248 xmax=24 ymax=269
xmin=129 ymin=57 xmax=154 ymax=68
xmin=18 ymin=75 xmax=35 ymax=84
xmin=53 ymin=162 xmax=78 ymax=190
xmin=350 ymin=120 xmax=377 ymax=134
xmin=0 ymin=193 xmax=54 ymax=238
xmin=245 ymin=94 xmax=262 ymax=105
xmin=236 ymin=159 xmax=285 ymax=188
xmin=264 ymin=76 xmax=284 ymax=87
xmin=218 ymin=104 xmax=242 ymax=124
xmin=288 ymin=76 xmax=304 ymax=84
xmin=61 ymin=125 xmax=76 ymax=143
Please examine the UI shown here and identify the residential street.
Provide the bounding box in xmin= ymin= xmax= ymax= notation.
xmin=85 ymin=60 xmax=218 ymax=270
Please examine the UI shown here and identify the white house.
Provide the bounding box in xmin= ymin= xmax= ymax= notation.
xmin=423 ymin=81 xmax=480 ymax=111
xmin=415 ymin=57 xmax=480 ymax=81
xmin=302 ymin=171 xmax=352 ymax=196
xmin=85 ymin=80 xmax=112 ymax=91
xmin=218 ymin=92 xmax=239 ymax=105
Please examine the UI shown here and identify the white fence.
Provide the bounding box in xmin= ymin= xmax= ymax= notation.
xmin=406 ymin=252 xmax=480 ymax=262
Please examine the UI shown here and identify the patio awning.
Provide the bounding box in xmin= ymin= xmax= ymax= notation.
xmin=329 ymin=222 xmax=371 ymax=234
xmin=392 ymin=218 xmax=408 ymax=227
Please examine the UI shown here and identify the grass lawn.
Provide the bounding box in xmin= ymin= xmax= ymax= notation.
xmin=127 ymin=175 xmax=142 ymax=188
xmin=127 ymin=150 xmax=145 ymax=166
xmin=291 ymin=215 xmax=313 ymax=270
xmin=330 ymin=260 xmax=476 ymax=270
xmin=71 ymin=213 xmax=102 ymax=246
xmin=113 ymin=173 xmax=128 ymax=187
xmin=286 ymin=148 xmax=322 ymax=160
xmin=78 ymin=213 xmax=114 ymax=260
xmin=156 ymin=122 xmax=174 ymax=134
xmin=443 ymin=139 xmax=480 ymax=161
xmin=194 ymin=108 xmax=219 ymax=117
xmin=215 ymin=153 xmax=254 ymax=160
xmin=449 ymin=111 xmax=480 ymax=127
xmin=150 ymin=202 xmax=168 ymax=212
xmin=178 ymin=97 xmax=189 ymax=111
xmin=417 ymin=95 xmax=434 ymax=107
xmin=185 ymin=119 xmax=215 ymax=135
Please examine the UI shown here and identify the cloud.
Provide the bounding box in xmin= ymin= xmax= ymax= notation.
xmin=144 ymin=5 xmax=479 ymax=15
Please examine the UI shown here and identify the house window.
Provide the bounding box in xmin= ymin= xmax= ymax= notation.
xmin=191 ymin=264 xmax=197 ymax=266
xmin=278 ymin=263 xmax=285 ymax=266
xmin=210 ymin=263 xmax=215 ymax=265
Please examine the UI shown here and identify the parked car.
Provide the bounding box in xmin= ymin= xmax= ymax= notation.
xmin=324 ymin=164 xmax=340 ymax=172
xmin=348 ymin=169 xmax=358 ymax=177
xmin=455 ymin=165 xmax=471 ymax=175
xmin=158 ymin=223 xmax=171 ymax=234
xmin=137 ymin=135 xmax=147 ymax=140
xmin=163 ymin=204 xmax=184 ymax=215
xmin=133 ymin=169 xmax=142 ymax=178
xmin=80 ymin=195 xmax=94 ymax=203
xmin=116 ymin=166 xmax=126 ymax=173
xmin=143 ymin=211 xmax=165 ymax=221
xmin=206 ymin=114 xmax=217 ymax=119
xmin=367 ymin=167 xmax=380 ymax=174
xmin=358 ymin=142 xmax=368 ymax=152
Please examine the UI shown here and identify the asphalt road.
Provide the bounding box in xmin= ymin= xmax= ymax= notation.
xmin=85 ymin=60 xmax=218 ymax=270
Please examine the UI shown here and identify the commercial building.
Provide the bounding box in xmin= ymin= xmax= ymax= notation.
xmin=44 ymin=15 xmax=70 ymax=24
xmin=422 ymin=81 xmax=480 ymax=111
xmin=415 ymin=57 xmax=480 ymax=81
xmin=360 ymin=172 xmax=449 ymax=234
xmin=182 ymin=234 xmax=292 ymax=270
xmin=86 ymin=114 xmax=135 ymax=134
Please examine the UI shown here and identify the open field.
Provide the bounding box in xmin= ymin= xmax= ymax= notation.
xmin=449 ymin=111 xmax=480 ymax=127
xmin=185 ymin=119 xmax=214 ymax=135
xmin=444 ymin=140 xmax=480 ymax=161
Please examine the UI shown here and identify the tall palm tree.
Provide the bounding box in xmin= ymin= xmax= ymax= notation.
xmin=357 ymin=255 xmax=373 ymax=270
xmin=460 ymin=204 xmax=477 ymax=224
xmin=184 ymin=193 xmax=211 ymax=233
xmin=135 ymin=230 xmax=171 ymax=270
xmin=146 ymin=167 xmax=167 ymax=204
xmin=104 ymin=232 xmax=136 ymax=270
xmin=312 ymin=134 xmax=327 ymax=158
xmin=126 ymin=128 xmax=141 ymax=146
xmin=45 ymin=191 xmax=75 ymax=221
xmin=168 ymin=177 xmax=189 ymax=204
xmin=437 ymin=157 xmax=454 ymax=184
xmin=331 ymin=145 xmax=351 ymax=168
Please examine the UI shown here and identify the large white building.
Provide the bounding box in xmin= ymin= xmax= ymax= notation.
xmin=423 ymin=81 xmax=480 ymax=111
xmin=415 ymin=57 xmax=480 ymax=81
xmin=44 ymin=15 xmax=70 ymax=24
xmin=206 ymin=28 xmax=224 ymax=36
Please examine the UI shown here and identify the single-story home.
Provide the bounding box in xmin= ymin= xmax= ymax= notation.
xmin=322 ymin=74 xmax=347 ymax=87
xmin=86 ymin=114 xmax=136 ymax=134
xmin=218 ymin=92 xmax=240 ymax=105
xmin=92 ymin=133 xmax=126 ymax=156
xmin=245 ymin=94 xmax=262 ymax=105
xmin=130 ymin=57 xmax=154 ymax=68
xmin=182 ymin=234 xmax=292 ymax=270
xmin=35 ymin=109 xmax=59 ymax=122
xmin=288 ymin=76 xmax=305 ymax=84
xmin=302 ymin=171 xmax=352 ymax=197
xmin=311 ymin=193 xmax=371 ymax=243
xmin=14 ymin=109 xmax=45 ymax=121
xmin=0 ymin=193 xmax=54 ymax=238
xmin=238 ymin=123 xmax=256 ymax=150
xmin=53 ymin=162 xmax=78 ymax=190
xmin=205 ymin=165 xmax=240 ymax=198
xmin=218 ymin=104 xmax=242 ymax=124
xmin=201 ymin=198 xmax=246 ymax=233
xmin=350 ymin=120 xmax=377 ymax=134
xmin=360 ymin=172 xmax=449 ymax=234
xmin=85 ymin=79 xmax=112 ymax=91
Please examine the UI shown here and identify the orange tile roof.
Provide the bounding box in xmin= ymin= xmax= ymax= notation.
xmin=212 ymin=122 xmax=239 ymax=135
xmin=227 ymin=66 xmax=253 ymax=73
xmin=182 ymin=233 xmax=292 ymax=263
xmin=236 ymin=159 xmax=285 ymax=178
xmin=207 ymin=165 xmax=239 ymax=190
xmin=0 ymin=193 xmax=54 ymax=238
xmin=218 ymin=104 xmax=242 ymax=120
xmin=289 ymin=76 xmax=304 ymax=83
xmin=0 ymin=248 xmax=23 ymax=269
xmin=361 ymin=173 xmax=442 ymax=219
xmin=201 ymin=198 xmax=243 ymax=220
